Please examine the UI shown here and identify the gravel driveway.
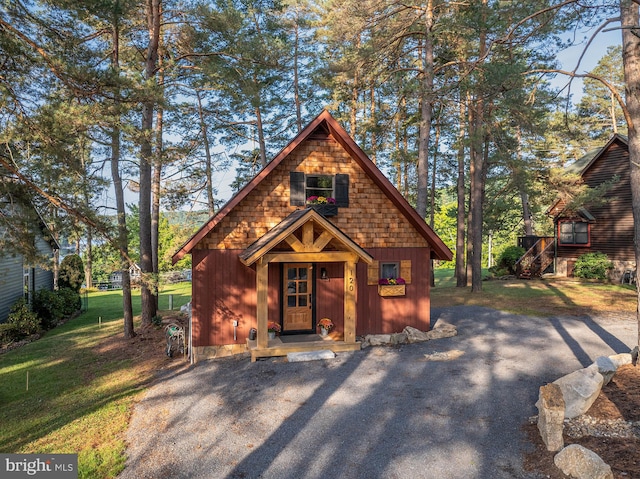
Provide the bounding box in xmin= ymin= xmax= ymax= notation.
xmin=118 ymin=306 xmax=636 ymax=479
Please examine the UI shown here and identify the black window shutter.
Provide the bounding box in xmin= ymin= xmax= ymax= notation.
xmin=335 ymin=174 xmax=349 ymax=207
xmin=290 ymin=171 xmax=305 ymax=206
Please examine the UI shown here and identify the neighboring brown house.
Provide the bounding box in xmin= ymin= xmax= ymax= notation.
xmin=547 ymin=134 xmax=634 ymax=280
xmin=173 ymin=110 xmax=452 ymax=362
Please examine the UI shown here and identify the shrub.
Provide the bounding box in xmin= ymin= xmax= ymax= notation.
xmin=497 ymin=246 xmax=526 ymax=275
xmin=0 ymin=323 xmax=18 ymax=343
xmin=33 ymin=289 xmax=64 ymax=330
xmin=7 ymin=298 xmax=41 ymax=338
xmin=57 ymin=288 xmax=81 ymax=316
xmin=59 ymin=254 xmax=85 ymax=292
xmin=574 ymin=252 xmax=613 ymax=280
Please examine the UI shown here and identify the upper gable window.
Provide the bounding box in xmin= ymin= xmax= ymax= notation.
xmin=305 ymin=175 xmax=334 ymax=201
xmin=290 ymin=172 xmax=349 ymax=207
xmin=558 ymin=221 xmax=590 ymax=246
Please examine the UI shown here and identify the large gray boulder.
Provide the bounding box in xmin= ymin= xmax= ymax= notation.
xmin=553 ymin=364 xmax=604 ymax=419
xmin=535 ymin=383 xmax=565 ymax=451
xmin=554 ymin=444 xmax=613 ymax=479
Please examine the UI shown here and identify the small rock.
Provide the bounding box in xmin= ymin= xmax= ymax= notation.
xmin=366 ymin=334 xmax=392 ymax=346
xmin=390 ymin=332 xmax=408 ymax=345
xmin=425 ymin=323 xmax=458 ymax=340
xmin=554 ymin=444 xmax=613 ymax=479
xmin=403 ymin=326 xmax=429 ymax=343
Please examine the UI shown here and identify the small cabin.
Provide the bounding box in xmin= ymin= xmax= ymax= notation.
xmin=547 ymin=134 xmax=634 ymax=281
xmin=173 ymin=110 xmax=452 ymax=361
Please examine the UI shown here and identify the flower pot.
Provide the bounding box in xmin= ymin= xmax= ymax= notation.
xmin=268 ymin=331 xmax=276 ymax=340
xmin=378 ymin=284 xmax=406 ymax=297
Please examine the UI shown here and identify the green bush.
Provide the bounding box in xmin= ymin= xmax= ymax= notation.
xmin=33 ymin=289 xmax=64 ymax=330
xmin=7 ymin=298 xmax=41 ymax=338
xmin=574 ymin=252 xmax=613 ymax=280
xmin=32 ymin=288 xmax=81 ymax=330
xmin=0 ymin=323 xmax=17 ymax=343
xmin=59 ymin=254 xmax=85 ymax=292
xmin=497 ymin=246 xmax=526 ymax=275
xmin=57 ymin=288 xmax=81 ymax=316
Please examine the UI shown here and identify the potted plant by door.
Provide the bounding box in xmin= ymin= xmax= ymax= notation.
xmin=267 ymin=321 xmax=281 ymax=339
xmin=318 ymin=318 xmax=334 ymax=337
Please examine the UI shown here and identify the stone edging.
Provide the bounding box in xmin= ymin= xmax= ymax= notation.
xmin=535 ymin=352 xmax=635 ymax=479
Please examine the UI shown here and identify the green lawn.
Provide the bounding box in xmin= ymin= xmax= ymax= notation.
xmin=0 ymin=283 xmax=191 ymax=479
xmin=432 ymin=268 xmax=637 ymax=317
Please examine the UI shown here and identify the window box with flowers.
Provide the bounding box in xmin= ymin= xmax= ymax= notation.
xmin=267 ymin=321 xmax=281 ymax=340
xmin=306 ymin=196 xmax=338 ymax=217
xmin=378 ymin=277 xmax=406 ymax=297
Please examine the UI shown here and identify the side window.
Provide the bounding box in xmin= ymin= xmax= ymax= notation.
xmin=380 ymin=262 xmax=399 ymax=280
xmin=368 ymin=260 xmax=412 ymax=285
xmin=558 ymin=221 xmax=590 ymax=246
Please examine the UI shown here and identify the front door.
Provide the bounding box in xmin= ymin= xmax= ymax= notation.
xmin=283 ymin=263 xmax=313 ymax=332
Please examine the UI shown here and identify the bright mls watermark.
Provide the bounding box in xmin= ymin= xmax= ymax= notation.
xmin=0 ymin=454 xmax=77 ymax=479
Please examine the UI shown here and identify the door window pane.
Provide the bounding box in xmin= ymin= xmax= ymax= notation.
xmin=298 ymin=268 xmax=307 ymax=280
xmin=287 ymin=282 xmax=296 ymax=293
xmin=288 ymin=268 xmax=297 ymax=280
xmin=288 ymin=296 xmax=296 ymax=307
xmin=298 ymin=282 xmax=307 ymax=293
xmin=299 ymin=295 xmax=307 ymax=307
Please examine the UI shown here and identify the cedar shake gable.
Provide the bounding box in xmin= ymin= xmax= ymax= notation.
xmin=173 ymin=109 xmax=452 ymax=263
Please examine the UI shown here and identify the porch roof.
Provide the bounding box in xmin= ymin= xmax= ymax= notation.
xmin=239 ymin=208 xmax=373 ymax=267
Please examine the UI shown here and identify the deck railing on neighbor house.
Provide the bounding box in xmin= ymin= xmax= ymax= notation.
xmin=515 ymin=236 xmax=555 ymax=278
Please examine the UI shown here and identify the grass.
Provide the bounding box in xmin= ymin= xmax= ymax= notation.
xmin=432 ymin=268 xmax=637 ymax=317
xmin=0 ymin=274 xmax=636 ymax=479
xmin=0 ymin=283 xmax=191 ymax=479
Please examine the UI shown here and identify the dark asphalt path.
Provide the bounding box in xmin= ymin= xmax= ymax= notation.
xmin=119 ymin=306 xmax=636 ymax=479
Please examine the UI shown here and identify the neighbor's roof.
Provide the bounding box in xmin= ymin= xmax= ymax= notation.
xmin=546 ymin=134 xmax=628 ymax=218
xmin=172 ymin=109 xmax=453 ymax=263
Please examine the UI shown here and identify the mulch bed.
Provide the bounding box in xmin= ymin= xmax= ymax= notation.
xmin=524 ymin=364 xmax=640 ymax=478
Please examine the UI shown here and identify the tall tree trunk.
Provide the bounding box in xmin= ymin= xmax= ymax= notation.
xmin=470 ymin=1 xmax=488 ymax=293
xmin=85 ymin=227 xmax=93 ymax=289
xmin=416 ymin=0 xmax=434 ymax=219
xmin=293 ymin=13 xmax=302 ymax=133
xmin=516 ymin=127 xmax=533 ymax=236
xmin=456 ymin=97 xmax=467 ymax=287
xmin=621 ymin=0 xmax=640 ymax=351
xmin=196 ymin=90 xmax=216 ymax=216
xmin=111 ymin=6 xmax=134 ymax=339
xmin=139 ymin=0 xmax=161 ymax=327
xmin=429 ymin=115 xmax=440 ymax=228
xmin=255 ymin=104 xmax=267 ymax=167
xmin=370 ymin=85 xmax=377 ymax=164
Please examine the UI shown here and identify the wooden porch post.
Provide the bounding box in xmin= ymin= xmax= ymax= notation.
xmin=256 ymin=258 xmax=269 ymax=349
xmin=344 ymin=256 xmax=357 ymax=343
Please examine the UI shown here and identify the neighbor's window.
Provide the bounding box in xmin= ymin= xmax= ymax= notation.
xmin=380 ymin=262 xmax=399 ymax=280
xmin=558 ymin=221 xmax=590 ymax=246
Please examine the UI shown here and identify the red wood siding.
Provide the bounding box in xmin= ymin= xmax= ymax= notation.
xmin=192 ymin=247 xmax=432 ymax=347
xmin=356 ymin=247 xmax=431 ymax=335
xmin=192 ymin=249 xmax=280 ymax=347
xmin=556 ymin=139 xmax=634 ymax=263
